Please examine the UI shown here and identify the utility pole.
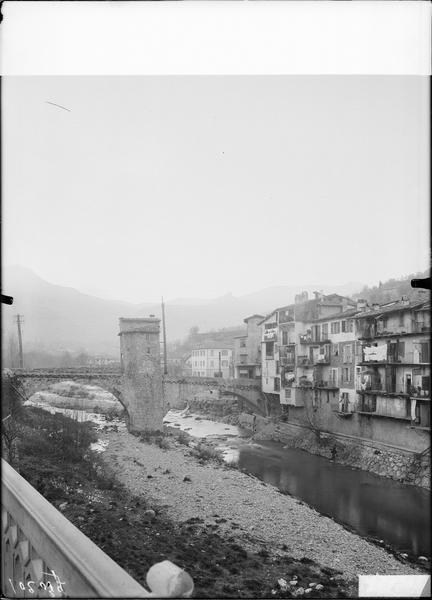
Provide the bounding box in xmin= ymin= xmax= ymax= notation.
xmin=15 ymin=314 xmax=24 ymax=368
xmin=161 ymin=297 xmax=168 ymax=375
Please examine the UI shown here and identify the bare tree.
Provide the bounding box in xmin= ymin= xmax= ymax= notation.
xmin=2 ymin=370 xmax=26 ymax=469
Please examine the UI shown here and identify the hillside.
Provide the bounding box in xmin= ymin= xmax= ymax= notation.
xmin=353 ymin=270 xmax=429 ymax=305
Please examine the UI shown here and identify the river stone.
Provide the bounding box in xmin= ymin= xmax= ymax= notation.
xmin=315 ymin=584 xmax=324 ymax=591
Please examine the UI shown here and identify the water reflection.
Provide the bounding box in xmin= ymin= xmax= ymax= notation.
xmin=238 ymin=442 xmax=430 ymax=556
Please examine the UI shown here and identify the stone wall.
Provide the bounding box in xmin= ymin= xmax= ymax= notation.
xmin=186 ymin=394 xmax=239 ymax=421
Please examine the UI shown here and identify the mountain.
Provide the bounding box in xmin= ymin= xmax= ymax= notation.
xmin=1 ymin=266 xmax=364 ymax=356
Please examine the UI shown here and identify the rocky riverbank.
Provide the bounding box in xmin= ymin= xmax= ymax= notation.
xmin=99 ymin=427 xmax=424 ymax=591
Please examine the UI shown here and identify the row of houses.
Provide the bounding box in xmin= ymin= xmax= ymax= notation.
xmin=232 ymin=292 xmax=430 ymax=429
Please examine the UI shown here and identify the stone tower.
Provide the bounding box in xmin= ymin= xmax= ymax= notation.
xmin=119 ymin=317 xmax=164 ymax=432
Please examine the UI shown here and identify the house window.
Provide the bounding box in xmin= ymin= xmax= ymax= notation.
xmin=399 ymin=313 xmax=404 ymax=327
xmin=222 ymin=360 xmax=228 ymax=367
xmin=343 ymin=367 xmax=351 ymax=382
xmin=340 ymin=392 xmax=349 ymax=412
xmin=343 ymin=344 xmax=353 ymax=363
xmin=322 ymin=323 xmax=329 ymax=339
xmin=332 ymin=344 xmax=339 ymax=357
xmin=282 ymin=331 xmax=288 ymax=345
xmin=210 ymin=360 xmax=214 ymax=367
xmin=331 ymin=322 xmax=340 ymax=334
xmin=341 ymin=320 xmax=346 ymax=332
xmin=274 ymin=377 xmax=280 ymax=392
xmin=420 ymin=343 xmax=429 ymax=363
xmin=347 ymin=319 xmax=354 ymax=332
xmin=266 ymin=342 xmax=274 ymax=359
xmin=330 ymin=368 xmax=338 ymax=386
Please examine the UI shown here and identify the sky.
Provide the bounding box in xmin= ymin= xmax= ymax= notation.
xmin=2 ymin=75 xmax=429 ymax=303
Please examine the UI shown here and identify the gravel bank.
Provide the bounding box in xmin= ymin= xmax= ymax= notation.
xmin=100 ymin=428 xmax=421 ymax=582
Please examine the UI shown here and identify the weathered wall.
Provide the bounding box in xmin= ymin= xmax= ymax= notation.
xmin=186 ymin=395 xmax=239 ymax=420
xmin=119 ymin=318 xmax=164 ymax=432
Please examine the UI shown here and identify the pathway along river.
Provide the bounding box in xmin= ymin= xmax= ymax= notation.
xmin=164 ymin=410 xmax=430 ymax=559
xmin=26 ymin=397 xmax=430 ymax=559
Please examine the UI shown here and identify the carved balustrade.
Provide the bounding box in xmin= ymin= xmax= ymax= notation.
xmin=2 ymin=459 xmax=193 ymax=598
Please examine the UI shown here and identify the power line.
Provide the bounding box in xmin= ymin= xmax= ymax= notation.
xmin=15 ymin=315 xmax=24 ymax=369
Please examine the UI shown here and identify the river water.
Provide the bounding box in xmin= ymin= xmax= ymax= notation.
xmin=164 ymin=410 xmax=430 ymax=558
xmin=26 ymin=397 xmax=430 ymax=558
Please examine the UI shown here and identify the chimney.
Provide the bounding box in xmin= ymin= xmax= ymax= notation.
xmin=356 ymin=299 xmax=368 ymax=312
xmin=400 ymin=296 xmax=410 ymax=306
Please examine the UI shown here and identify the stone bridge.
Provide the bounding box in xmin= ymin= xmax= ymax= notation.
xmin=12 ymin=368 xmax=267 ymax=426
xmin=10 ymin=316 xmax=267 ymax=431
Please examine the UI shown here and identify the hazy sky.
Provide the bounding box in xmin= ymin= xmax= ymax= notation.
xmin=3 ymin=76 xmax=429 ymax=303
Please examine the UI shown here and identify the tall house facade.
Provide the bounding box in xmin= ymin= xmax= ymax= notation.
xmin=280 ymin=294 xmax=356 ymax=409
xmin=355 ymin=299 xmax=430 ymax=428
xmin=233 ymin=314 xmax=264 ymax=379
xmin=260 ymin=293 xmax=353 ymax=409
xmin=191 ymin=346 xmax=233 ymax=378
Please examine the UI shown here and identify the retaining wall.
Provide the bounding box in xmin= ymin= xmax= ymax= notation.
xmin=239 ymin=413 xmax=431 ymax=490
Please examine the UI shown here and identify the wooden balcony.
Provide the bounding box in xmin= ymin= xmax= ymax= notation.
xmin=2 ymin=459 xmax=193 ymax=598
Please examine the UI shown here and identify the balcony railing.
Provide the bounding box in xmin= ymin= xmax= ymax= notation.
xmin=2 ymin=459 xmax=193 ymax=598
xmin=412 ymin=321 xmax=430 ymax=334
xmin=297 ymin=356 xmax=313 ymax=367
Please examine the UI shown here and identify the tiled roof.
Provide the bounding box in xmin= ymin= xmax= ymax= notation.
xmin=356 ymin=299 xmax=429 ymax=319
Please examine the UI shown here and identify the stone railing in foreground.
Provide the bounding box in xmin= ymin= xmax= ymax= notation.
xmin=2 ymin=459 xmax=193 ymax=598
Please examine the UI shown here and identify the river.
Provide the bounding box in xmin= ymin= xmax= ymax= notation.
xmin=26 ymin=398 xmax=430 ymax=559
xmin=164 ymin=410 xmax=430 ymax=558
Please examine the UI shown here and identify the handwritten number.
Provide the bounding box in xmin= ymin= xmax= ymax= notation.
xmin=8 ymin=579 xmax=17 ymax=595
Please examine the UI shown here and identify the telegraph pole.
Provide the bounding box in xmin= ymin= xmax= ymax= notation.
xmin=161 ymin=297 xmax=168 ymax=375
xmin=15 ymin=314 xmax=24 ymax=368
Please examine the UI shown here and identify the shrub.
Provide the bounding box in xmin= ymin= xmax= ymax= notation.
xmin=105 ymin=407 xmax=119 ymax=422
xmin=191 ymin=443 xmax=224 ymax=464
xmin=175 ymin=431 xmax=191 ymax=446
xmin=155 ymin=436 xmax=171 ymax=450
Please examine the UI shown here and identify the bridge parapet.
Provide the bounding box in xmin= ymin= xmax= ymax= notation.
xmin=2 ymin=459 xmax=193 ymax=598
xmin=12 ymin=368 xmax=122 ymax=379
xmin=163 ymin=376 xmax=261 ymax=391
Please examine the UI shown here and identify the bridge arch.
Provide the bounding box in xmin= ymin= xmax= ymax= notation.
xmin=218 ymin=389 xmax=266 ymax=416
xmin=13 ymin=371 xmax=128 ymax=422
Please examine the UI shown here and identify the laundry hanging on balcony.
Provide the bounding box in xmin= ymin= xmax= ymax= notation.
xmin=410 ymin=399 xmax=417 ymax=421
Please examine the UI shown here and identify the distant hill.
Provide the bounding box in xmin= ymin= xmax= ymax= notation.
xmin=2 ymin=266 xmax=365 ymax=357
xmin=353 ymin=270 xmax=429 ymax=305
